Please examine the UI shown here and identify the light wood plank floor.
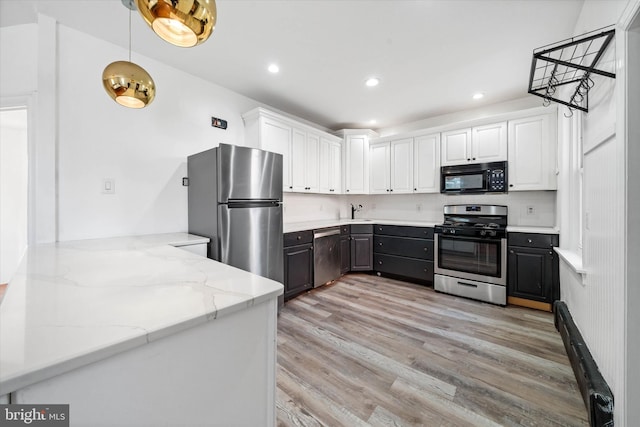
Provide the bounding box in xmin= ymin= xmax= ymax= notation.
xmin=276 ymin=274 xmax=588 ymax=427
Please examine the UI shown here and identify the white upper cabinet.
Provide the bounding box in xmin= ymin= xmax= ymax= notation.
xmin=413 ymin=133 xmax=440 ymax=193
xmin=340 ymin=130 xmax=377 ymax=194
xmin=441 ymin=122 xmax=507 ymax=166
xmin=291 ymin=129 xmax=319 ymax=192
xmin=243 ymin=108 xmax=340 ymax=194
xmin=471 ymin=122 xmax=508 ymax=163
xmin=390 ymin=138 xmax=414 ymax=193
xmin=369 ymin=142 xmax=391 ymax=194
xmin=259 ymin=117 xmax=292 ymax=191
xmin=319 ymin=138 xmax=341 ymax=194
xmin=508 ymin=114 xmax=557 ymax=191
xmin=369 ymin=138 xmax=414 ymax=194
xmin=441 ymin=128 xmax=471 ymax=165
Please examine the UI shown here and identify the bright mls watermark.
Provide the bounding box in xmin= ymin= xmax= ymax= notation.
xmin=1 ymin=405 xmax=69 ymax=426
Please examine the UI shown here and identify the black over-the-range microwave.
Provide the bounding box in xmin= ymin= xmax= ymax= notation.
xmin=440 ymin=161 xmax=508 ymax=194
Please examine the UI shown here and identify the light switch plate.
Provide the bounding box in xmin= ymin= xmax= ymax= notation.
xmin=102 ymin=178 xmax=115 ymax=194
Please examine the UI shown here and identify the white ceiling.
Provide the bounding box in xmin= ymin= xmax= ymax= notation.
xmin=0 ymin=0 xmax=585 ymax=131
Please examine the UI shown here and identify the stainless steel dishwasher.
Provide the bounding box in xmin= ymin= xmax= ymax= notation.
xmin=313 ymin=227 xmax=341 ymax=288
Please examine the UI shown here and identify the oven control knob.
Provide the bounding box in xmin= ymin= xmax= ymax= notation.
xmin=480 ymin=230 xmax=486 ymax=237
xmin=450 ymin=229 xmax=455 ymax=235
xmin=488 ymin=230 xmax=497 ymax=237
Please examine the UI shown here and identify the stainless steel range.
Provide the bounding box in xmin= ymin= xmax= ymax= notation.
xmin=434 ymin=204 xmax=507 ymax=306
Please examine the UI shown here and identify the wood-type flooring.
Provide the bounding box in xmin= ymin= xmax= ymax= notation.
xmin=276 ymin=274 xmax=588 ymax=427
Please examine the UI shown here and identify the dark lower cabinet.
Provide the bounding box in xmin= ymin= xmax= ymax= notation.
xmin=507 ymin=232 xmax=559 ymax=311
xmin=283 ymin=231 xmax=314 ymax=300
xmin=373 ymin=225 xmax=434 ymax=284
xmin=350 ymin=224 xmax=373 ymax=271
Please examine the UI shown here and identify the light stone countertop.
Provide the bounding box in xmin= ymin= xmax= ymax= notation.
xmin=284 ymin=219 xmax=441 ymax=233
xmin=0 ymin=233 xmax=283 ymax=395
xmin=284 ymin=219 xmax=558 ymax=235
xmin=505 ymin=226 xmax=559 ymax=234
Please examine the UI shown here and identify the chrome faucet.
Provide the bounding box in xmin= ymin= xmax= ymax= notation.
xmin=350 ymin=203 xmax=363 ymax=219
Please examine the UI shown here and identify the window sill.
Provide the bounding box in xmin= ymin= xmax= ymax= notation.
xmin=554 ymin=248 xmax=587 ymax=284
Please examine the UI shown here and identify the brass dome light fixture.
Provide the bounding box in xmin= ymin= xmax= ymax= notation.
xmin=102 ymin=0 xmax=156 ymax=109
xmin=135 ymin=0 xmax=217 ymax=48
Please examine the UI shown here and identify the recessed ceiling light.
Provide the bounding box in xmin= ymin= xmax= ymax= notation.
xmin=365 ymin=77 xmax=380 ymax=87
xmin=268 ymin=64 xmax=280 ymax=74
xmin=369 ymin=119 xmax=377 ymax=125
xmin=473 ymin=92 xmax=485 ymax=100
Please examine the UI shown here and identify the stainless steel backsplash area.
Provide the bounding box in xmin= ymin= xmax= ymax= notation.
xmin=283 ymin=191 xmax=557 ymax=227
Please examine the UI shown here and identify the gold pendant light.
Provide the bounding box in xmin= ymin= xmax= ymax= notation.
xmin=102 ymin=0 xmax=156 ymax=108
xmin=135 ymin=0 xmax=217 ymax=48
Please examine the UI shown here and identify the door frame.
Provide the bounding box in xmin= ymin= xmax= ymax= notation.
xmin=1 ymin=94 xmax=36 ymax=247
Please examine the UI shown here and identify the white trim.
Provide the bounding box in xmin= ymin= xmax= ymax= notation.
xmin=620 ymin=2 xmax=640 ymax=426
xmin=554 ymin=248 xmax=586 ymax=280
xmin=1 ymin=93 xmax=37 ymax=247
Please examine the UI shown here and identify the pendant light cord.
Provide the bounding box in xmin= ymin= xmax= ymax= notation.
xmin=128 ymin=6 xmax=132 ymax=63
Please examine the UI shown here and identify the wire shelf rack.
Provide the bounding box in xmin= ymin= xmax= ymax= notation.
xmin=528 ymin=26 xmax=615 ymax=116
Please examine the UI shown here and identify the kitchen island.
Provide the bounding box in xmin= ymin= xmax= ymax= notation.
xmin=0 ymin=233 xmax=283 ymax=426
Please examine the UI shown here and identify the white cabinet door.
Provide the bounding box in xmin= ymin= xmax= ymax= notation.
xmin=305 ymin=133 xmax=320 ymax=192
xmin=369 ymin=142 xmax=391 ymax=194
xmin=390 ymin=138 xmax=413 ymax=193
xmin=441 ymin=128 xmax=471 ymax=166
xmin=291 ymin=129 xmax=320 ymax=192
xmin=471 ymin=121 xmax=507 ymax=163
xmin=413 ymin=133 xmax=440 ymax=193
xmin=318 ymin=138 xmax=331 ymax=194
xmin=344 ymin=135 xmax=369 ymax=194
xmin=329 ymin=141 xmax=341 ymax=194
xmin=290 ymin=128 xmax=306 ymax=192
xmin=508 ymin=114 xmax=557 ymax=191
xmin=261 ymin=118 xmax=292 ymax=191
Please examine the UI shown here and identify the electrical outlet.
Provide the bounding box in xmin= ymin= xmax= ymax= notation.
xmin=526 ymin=205 xmax=535 ymax=215
xmin=416 ymin=204 xmax=422 ymax=211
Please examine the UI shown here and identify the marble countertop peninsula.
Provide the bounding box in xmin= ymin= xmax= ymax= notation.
xmin=0 ymin=233 xmax=283 ymax=394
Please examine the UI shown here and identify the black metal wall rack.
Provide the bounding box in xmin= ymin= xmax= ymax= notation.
xmin=528 ymin=26 xmax=616 ymax=116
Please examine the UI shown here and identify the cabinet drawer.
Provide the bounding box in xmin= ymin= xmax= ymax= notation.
xmin=508 ymin=232 xmax=559 ymax=248
xmin=284 ymin=230 xmax=313 ymax=246
xmin=340 ymin=224 xmax=350 ymax=236
xmin=374 ymin=254 xmax=434 ymax=282
xmin=373 ymin=235 xmax=433 ymax=260
xmin=374 ymin=225 xmax=434 ymax=239
xmin=351 ymin=224 xmax=374 ymax=234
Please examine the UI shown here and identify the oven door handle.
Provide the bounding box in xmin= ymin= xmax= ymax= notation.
xmin=458 ymin=281 xmax=479 ymax=288
xmin=437 ymin=234 xmax=504 ymax=243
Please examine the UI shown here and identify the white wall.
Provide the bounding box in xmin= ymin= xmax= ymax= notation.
xmin=556 ymin=1 xmax=635 ymax=424
xmin=56 ymin=25 xmax=266 ymax=241
xmin=0 ymin=24 xmax=37 ymax=96
xmin=377 ymin=97 xmax=542 ymax=137
xmin=0 ymin=110 xmax=29 ymax=283
xmin=1 ymin=20 xmax=266 ymax=242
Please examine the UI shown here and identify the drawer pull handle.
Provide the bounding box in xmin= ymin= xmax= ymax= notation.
xmin=527 ymin=239 xmax=532 ymax=243
xmin=458 ymin=281 xmax=478 ymax=288
xmin=378 ymin=261 xmax=383 ymax=265
xmin=379 ymin=242 xmax=383 ymax=246
xmin=297 ymin=236 xmax=301 ymax=240
xmin=424 ymin=248 xmax=428 ymax=251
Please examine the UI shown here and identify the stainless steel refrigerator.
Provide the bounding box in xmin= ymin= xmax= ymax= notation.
xmin=187 ymin=144 xmax=284 ymax=288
